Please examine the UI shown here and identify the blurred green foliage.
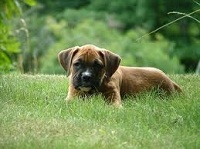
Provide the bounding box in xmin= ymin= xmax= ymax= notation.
xmin=0 ymin=0 xmax=36 ymax=73
xmin=40 ymin=17 xmax=183 ymax=74
xmin=1 ymin=0 xmax=199 ymax=74
xmin=0 ymin=0 xmax=21 ymax=72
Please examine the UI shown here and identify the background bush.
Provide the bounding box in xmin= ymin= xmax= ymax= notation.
xmin=40 ymin=18 xmax=183 ymax=74
xmin=1 ymin=0 xmax=199 ymax=74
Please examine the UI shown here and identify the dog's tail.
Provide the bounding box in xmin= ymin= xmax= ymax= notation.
xmin=172 ymin=82 xmax=182 ymax=93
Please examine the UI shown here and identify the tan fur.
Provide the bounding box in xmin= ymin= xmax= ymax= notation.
xmin=58 ymin=44 xmax=181 ymax=107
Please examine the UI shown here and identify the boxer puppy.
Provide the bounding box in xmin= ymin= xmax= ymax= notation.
xmin=58 ymin=44 xmax=181 ymax=107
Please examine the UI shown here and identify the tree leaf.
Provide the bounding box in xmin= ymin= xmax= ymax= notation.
xmin=23 ymin=0 xmax=37 ymax=6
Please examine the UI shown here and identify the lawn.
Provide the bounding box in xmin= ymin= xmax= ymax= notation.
xmin=0 ymin=74 xmax=200 ymax=149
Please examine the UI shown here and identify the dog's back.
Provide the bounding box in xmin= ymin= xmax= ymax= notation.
xmin=115 ymin=66 xmax=181 ymax=96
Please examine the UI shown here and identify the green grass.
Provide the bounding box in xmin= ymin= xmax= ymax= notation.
xmin=0 ymin=74 xmax=200 ymax=149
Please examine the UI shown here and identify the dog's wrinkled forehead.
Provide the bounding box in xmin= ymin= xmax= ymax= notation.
xmin=74 ymin=45 xmax=103 ymax=63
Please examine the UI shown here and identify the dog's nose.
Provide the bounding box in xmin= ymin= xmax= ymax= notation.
xmin=81 ymin=73 xmax=92 ymax=81
xmin=82 ymin=75 xmax=91 ymax=81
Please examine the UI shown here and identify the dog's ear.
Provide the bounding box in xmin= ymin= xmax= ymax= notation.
xmin=58 ymin=46 xmax=79 ymax=76
xmin=101 ymin=50 xmax=121 ymax=79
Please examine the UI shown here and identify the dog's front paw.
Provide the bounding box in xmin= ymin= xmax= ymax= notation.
xmin=65 ymin=96 xmax=73 ymax=103
xmin=112 ymin=102 xmax=123 ymax=108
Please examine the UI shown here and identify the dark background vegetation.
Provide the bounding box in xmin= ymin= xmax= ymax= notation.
xmin=1 ymin=0 xmax=200 ymax=74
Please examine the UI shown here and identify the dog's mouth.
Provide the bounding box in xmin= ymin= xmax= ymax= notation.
xmin=75 ymin=83 xmax=99 ymax=92
xmin=78 ymin=86 xmax=92 ymax=92
xmin=73 ymin=75 xmax=101 ymax=92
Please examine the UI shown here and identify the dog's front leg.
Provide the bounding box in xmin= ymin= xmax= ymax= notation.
xmin=103 ymin=89 xmax=122 ymax=108
xmin=65 ymin=92 xmax=73 ymax=102
xmin=65 ymin=85 xmax=77 ymax=102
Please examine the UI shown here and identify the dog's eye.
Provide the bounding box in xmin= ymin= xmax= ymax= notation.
xmin=73 ymin=62 xmax=81 ymax=67
xmin=93 ymin=61 xmax=103 ymax=69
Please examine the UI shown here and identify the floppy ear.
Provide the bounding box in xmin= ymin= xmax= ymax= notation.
xmin=102 ymin=50 xmax=121 ymax=79
xmin=58 ymin=46 xmax=79 ymax=76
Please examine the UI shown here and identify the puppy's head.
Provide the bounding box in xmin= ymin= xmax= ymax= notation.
xmin=58 ymin=44 xmax=121 ymax=92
